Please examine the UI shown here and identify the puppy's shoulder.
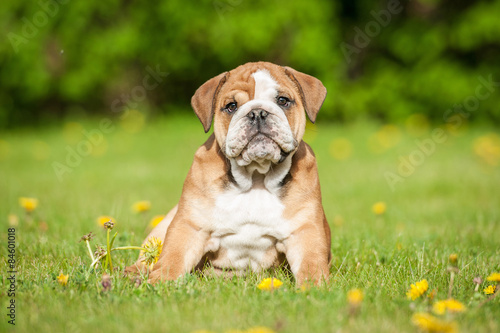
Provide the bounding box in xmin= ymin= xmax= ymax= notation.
xmin=187 ymin=134 xmax=229 ymax=188
xmin=290 ymin=140 xmax=318 ymax=176
xmin=193 ymin=134 xmax=217 ymax=159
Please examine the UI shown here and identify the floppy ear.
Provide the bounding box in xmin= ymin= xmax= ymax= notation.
xmin=284 ymin=67 xmax=327 ymax=123
xmin=191 ymin=72 xmax=229 ymax=133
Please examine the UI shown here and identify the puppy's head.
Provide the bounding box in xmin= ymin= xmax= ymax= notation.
xmin=192 ymin=62 xmax=326 ymax=170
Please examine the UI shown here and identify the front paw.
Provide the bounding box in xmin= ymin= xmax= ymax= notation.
xmin=147 ymin=267 xmax=166 ymax=284
xmin=124 ymin=262 xmax=147 ymax=276
xmin=147 ymin=264 xmax=181 ymax=284
xmin=297 ymin=270 xmax=329 ymax=287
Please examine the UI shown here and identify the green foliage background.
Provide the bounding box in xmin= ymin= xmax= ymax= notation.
xmin=1 ymin=0 xmax=499 ymax=128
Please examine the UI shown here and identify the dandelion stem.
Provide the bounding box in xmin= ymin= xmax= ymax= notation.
xmin=448 ymin=271 xmax=455 ymax=299
xmin=85 ymin=240 xmax=95 ymax=262
xmin=90 ymin=253 xmax=107 ymax=270
xmin=106 ymin=229 xmax=113 ymax=272
xmin=112 ymin=246 xmax=144 ymax=251
xmin=88 ymin=246 xmax=144 ymax=270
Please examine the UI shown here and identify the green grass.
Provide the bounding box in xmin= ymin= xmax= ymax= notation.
xmin=1 ymin=114 xmax=499 ymax=332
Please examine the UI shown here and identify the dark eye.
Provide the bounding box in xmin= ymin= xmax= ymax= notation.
xmin=224 ymin=102 xmax=238 ymax=113
xmin=277 ymin=96 xmax=291 ymax=107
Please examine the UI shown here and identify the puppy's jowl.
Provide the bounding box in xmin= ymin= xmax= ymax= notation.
xmin=128 ymin=62 xmax=331 ymax=285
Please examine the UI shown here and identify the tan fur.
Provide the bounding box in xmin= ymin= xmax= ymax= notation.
xmin=127 ymin=62 xmax=331 ymax=286
xmin=281 ymin=142 xmax=331 ymax=283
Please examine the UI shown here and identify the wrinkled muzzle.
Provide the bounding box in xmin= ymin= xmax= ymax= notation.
xmin=225 ymin=106 xmax=298 ymax=167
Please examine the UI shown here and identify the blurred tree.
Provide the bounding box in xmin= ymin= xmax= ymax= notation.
xmin=0 ymin=0 xmax=498 ymax=128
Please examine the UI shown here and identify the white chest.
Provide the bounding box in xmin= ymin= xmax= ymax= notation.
xmin=207 ymin=186 xmax=291 ymax=271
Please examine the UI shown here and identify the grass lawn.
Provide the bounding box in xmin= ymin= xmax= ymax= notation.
xmin=1 ymin=113 xmax=499 ymax=332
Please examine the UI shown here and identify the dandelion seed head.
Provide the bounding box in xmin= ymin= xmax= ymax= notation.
xmin=140 ymin=237 xmax=163 ymax=267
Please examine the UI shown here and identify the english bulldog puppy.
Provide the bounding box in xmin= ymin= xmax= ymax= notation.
xmin=130 ymin=61 xmax=331 ymax=285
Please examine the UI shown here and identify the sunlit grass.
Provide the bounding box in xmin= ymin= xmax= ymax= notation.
xmin=1 ymin=115 xmax=499 ymax=332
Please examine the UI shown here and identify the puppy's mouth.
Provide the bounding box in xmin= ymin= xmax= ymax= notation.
xmin=230 ymin=133 xmax=292 ymax=165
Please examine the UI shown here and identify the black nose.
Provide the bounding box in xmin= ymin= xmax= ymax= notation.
xmin=247 ymin=109 xmax=269 ymax=121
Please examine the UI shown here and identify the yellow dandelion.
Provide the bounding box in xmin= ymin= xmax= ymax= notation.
xmin=62 ymin=122 xmax=84 ymax=144
xmin=257 ymin=277 xmax=283 ymax=291
xmin=132 ymin=200 xmax=151 ymax=213
xmin=246 ymin=327 xmax=276 ymax=333
xmin=405 ymin=113 xmax=430 ymax=137
xmin=57 ymin=273 xmax=69 ymax=286
xmin=120 ymin=109 xmax=146 ymax=133
xmin=411 ymin=312 xmax=457 ymax=333
xmin=149 ymin=215 xmax=165 ymax=228
xmin=473 ymin=133 xmax=500 ymax=166
xmin=406 ymin=279 xmax=429 ymax=300
xmin=347 ymin=288 xmax=363 ymax=306
xmin=433 ymin=299 xmax=466 ymax=315
xmin=140 ymin=237 xmax=163 ymax=267
xmin=31 ymin=140 xmax=51 ymax=160
xmin=0 ymin=139 xmax=10 ymax=160
xmin=8 ymin=214 xmax=19 ymax=227
xmin=484 ymin=285 xmax=496 ymax=295
xmin=90 ymin=138 xmax=108 ymax=157
xmin=368 ymin=124 xmax=402 ymax=153
xmin=298 ymin=283 xmax=312 ymax=293
xmin=329 ymin=138 xmax=352 ymax=160
xmin=245 ymin=326 xmax=275 ymax=333
xmin=444 ymin=299 xmax=466 ymax=313
xmin=448 ymin=254 xmax=458 ymax=265
xmin=19 ymin=197 xmax=38 ymax=213
xmin=372 ymin=201 xmax=386 ymax=215
xmin=486 ymin=272 xmax=500 ymax=282
xmin=332 ymin=215 xmax=344 ymax=227
xmin=97 ymin=216 xmax=116 ymax=227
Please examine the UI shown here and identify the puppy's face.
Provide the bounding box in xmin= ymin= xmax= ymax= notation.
xmin=215 ymin=67 xmax=303 ymax=167
xmin=192 ymin=62 xmax=327 ymax=170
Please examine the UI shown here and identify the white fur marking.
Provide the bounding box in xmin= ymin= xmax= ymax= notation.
xmin=252 ymin=70 xmax=279 ymax=102
xmin=210 ymin=186 xmax=291 ymax=271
